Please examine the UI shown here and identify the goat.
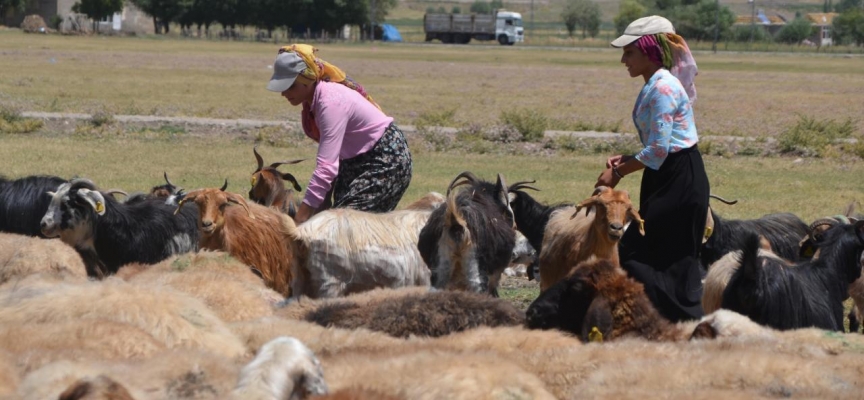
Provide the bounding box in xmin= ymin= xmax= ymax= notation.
xmin=721 ymin=221 xmax=864 ymax=331
xmin=0 ymin=174 xmax=66 ymax=237
xmin=280 ymin=287 xmax=524 ymax=338
xmin=39 ymin=178 xmax=199 ymax=278
xmin=701 ymin=210 xmax=809 ymax=269
xmin=506 ymin=180 xmax=573 ymax=280
xmin=537 ymin=186 xmax=643 ymax=291
xmin=249 ymin=146 xmax=304 ymax=217
xmin=417 ymin=172 xmax=517 ymax=296
xmin=230 ymin=336 xmax=329 ymax=400
xmin=292 ymin=206 xmax=434 ymax=299
xmin=175 ymin=181 xmax=300 ymax=297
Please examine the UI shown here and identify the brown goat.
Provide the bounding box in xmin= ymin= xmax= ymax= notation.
xmin=538 ymin=187 xmax=643 ymax=291
xmin=249 ymin=146 xmax=304 ymax=217
xmin=176 ymin=182 xmax=301 ymax=297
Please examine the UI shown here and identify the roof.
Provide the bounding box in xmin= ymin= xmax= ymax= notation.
xmin=805 ymin=13 xmax=838 ymax=25
xmin=735 ymin=15 xmax=786 ymax=25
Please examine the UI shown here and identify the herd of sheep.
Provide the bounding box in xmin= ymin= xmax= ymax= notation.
xmin=1 ymin=146 xmax=863 ymax=399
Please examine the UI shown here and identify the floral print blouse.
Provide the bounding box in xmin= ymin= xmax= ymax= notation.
xmin=632 ymin=69 xmax=699 ymax=170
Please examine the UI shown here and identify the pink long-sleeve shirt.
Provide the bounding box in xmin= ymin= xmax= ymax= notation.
xmin=302 ymin=82 xmax=393 ymax=208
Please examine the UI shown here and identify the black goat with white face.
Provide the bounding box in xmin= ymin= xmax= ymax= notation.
xmin=417 ymin=172 xmax=516 ymax=297
xmin=721 ymin=221 xmax=864 ymax=331
xmin=0 ymin=175 xmax=67 ymax=237
xmin=506 ymin=181 xmax=573 ymax=280
xmin=701 ymin=210 xmax=810 ymax=269
xmin=40 ymin=178 xmax=200 ymax=278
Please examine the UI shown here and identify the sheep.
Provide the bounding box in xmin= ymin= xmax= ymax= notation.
xmin=537 ymin=186 xmax=643 ymax=291
xmin=58 ymin=375 xmax=136 ymax=400
xmin=0 ymin=349 xmax=18 ymax=398
xmin=229 ymin=336 xmax=328 ymax=400
xmin=175 ymin=182 xmax=300 ymax=297
xmin=721 ymin=221 xmax=864 ymax=331
xmin=0 ymin=174 xmax=66 ymax=237
xmin=0 ymin=232 xmax=87 ymax=285
xmin=278 ymin=287 xmax=524 ymax=338
xmin=506 ymin=180 xmax=573 ymax=280
xmin=248 ymin=146 xmax=304 ymax=217
xmin=417 ymin=171 xmax=517 ymax=296
xmin=121 ymin=251 xmax=283 ymax=322
xmin=291 ymin=205 xmax=435 ymax=299
xmin=40 ymin=178 xmax=200 ymax=278
xmin=0 ymin=277 xmax=246 ymax=359
xmin=701 ymin=209 xmax=810 ymax=269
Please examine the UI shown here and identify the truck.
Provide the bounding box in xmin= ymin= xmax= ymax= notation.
xmin=424 ymin=10 xmax=524 ymax=45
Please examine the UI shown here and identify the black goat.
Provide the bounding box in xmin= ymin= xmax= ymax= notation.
xmin=40 ymin=178 xmax=200 ymax=277
xmin=0 ymin=175 xmax=67 ymax=237
xmin=506 ymin=181 xmax=572 ymax=280
xmin=125 ymin=172 xmax=185 ymax=205
xmin=248 ymin=146 xmax=304 ymax=218
xmin=721 ymin=221 xmax=864 ymax=331
xmin=701 ymin=211 xmax=809 ymax=269
xmin=417 ymin=172 xmax=516 ymax=297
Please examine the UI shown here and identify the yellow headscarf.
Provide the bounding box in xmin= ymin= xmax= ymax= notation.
xmin=278 ymin=44 xmax=382 ymax=142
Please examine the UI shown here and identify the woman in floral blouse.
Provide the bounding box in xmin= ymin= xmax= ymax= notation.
xmin=595 ymin=16 xmax=710 ymax=322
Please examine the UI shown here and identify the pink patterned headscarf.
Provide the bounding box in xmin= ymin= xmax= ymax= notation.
xmin=635 ymin=33 xmax=698 ymax=103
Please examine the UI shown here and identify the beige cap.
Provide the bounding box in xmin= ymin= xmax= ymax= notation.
xmin=610 ymin=15 xmax=675 ymax=48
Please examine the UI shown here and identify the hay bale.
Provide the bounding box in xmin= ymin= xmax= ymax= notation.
xmin=21 ymin=15 xmax=49 ymax=34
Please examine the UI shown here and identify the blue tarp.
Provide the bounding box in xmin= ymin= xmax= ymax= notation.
xmin=381 ymin=24 xmax=403 ymax=42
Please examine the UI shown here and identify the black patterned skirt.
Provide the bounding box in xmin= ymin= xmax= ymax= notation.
xmin=331 ymin=123 xmax=413 ymax=212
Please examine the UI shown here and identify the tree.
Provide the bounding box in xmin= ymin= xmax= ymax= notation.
xmin=775 ymin=17 xmax=814 ymax=44
xmin=452 ymin=6 xmax=461 ymax=13
xmin=562 ymin=0 xmax=601 ymax=38
xmin=666 ymin=0 xmax=735 ymax=41
xmin=471 ymin=0 xmax=492 ymax=14
xmin=72 ymin=0 xmax=124 ymax=32
xmin=0 ymin=0 xmax=28 ymax=20
xmin=128 ymin=0 xmax=190 ymax=34
xmin=833 ymin=8 xmax=864 ymax=45
xmin=614 ymin=0 xmax=646 ymax=35
xmin=835 ymin=0 xmax=862 ymax=12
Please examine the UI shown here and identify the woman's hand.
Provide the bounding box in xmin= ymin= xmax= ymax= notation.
xmin=294 ymin=203 xmax=315 ymax=225
xmin=595 ymin=167 xmax=621 ymax=189
xmin=606 ymin=154 xmax=633 ymax=168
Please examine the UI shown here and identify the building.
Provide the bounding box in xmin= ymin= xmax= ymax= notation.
xmin=805 ymin=12 xmax=838 ymax=46
xmin=2 ymin=0 xmax=153 ymax=34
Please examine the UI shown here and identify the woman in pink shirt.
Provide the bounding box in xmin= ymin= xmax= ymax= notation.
xmin=266 ymin=45 xmax=412 ymax=224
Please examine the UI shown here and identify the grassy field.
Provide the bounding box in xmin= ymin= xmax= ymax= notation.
xmin=1 ymin=30 xmax=863 ymax=139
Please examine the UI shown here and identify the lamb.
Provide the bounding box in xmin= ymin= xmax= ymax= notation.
xmin=120 ymin=251 xmax=283 ymax=322
xmin=175 ymin=182 xmax=300 ymax=297
xmin=278 ymin=287 xmax=524 ymax=338
xmin=0 ymin=232 xmax=87 ymax=285
xmin=721 ymin=221 xmax=864 ymax=331
xmin=0 ymin=174 xmax=66 ymax=237
xmin=537 ymin=186 xmax=643 ymax=291
xmin=701 ymin=209 xmax=810 ymax=268
xmin=417 ymin=171 xmax=517 ymax=296
xmin=248 ymin=146 xmax=304 ymax=217
xmin=229 ymin=336 xmax=328 ymax=400
xmin=40 ymin=178 xmax=200 ymax=277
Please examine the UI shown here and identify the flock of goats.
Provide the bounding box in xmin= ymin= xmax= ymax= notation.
xmin=1 ymin=146 xmax=863 ymax=399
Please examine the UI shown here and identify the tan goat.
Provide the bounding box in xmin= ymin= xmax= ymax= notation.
xmin=538 ymin=186 xmax=643 ymax=291
xmin=176 ymin=182 xmax=301 ymax=297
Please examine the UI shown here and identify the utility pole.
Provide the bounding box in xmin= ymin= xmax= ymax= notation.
xmin=712 ymin=0 xmax=720 ymax=53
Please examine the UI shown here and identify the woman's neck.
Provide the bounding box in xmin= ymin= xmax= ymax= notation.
xmin=642 ymin=66 xmax=662 ymax=83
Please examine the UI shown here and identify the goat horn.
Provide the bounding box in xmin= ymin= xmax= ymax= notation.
xmin=509 ymin=180 xmax=540 ymax=192
xmin=69 ymin=178 xmax=98 ymax=190
xmin=220 ymin=179 xmax=228 ymax=192
xmin=103 ymin=189 xmax=128 ymax=198
xmin=709 ymin=194 xmax=738 ymax=205
xmin=808 ymin=217 xmax=839 ymax=232
xmin=446 ymin=171 xmax=480 ymax=196
xmin=253 ymin=145 xmax=264 ymax=172
xmin=592 ymin=186 xmax=609 ymax=196
xmin=270 ymin=159 xmax=305 ymax=169
xmin=163 ymin=172 xmax=175 ymax=188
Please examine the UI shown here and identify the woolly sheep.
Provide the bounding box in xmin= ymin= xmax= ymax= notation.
xmin=229 ymin=336 xmax=328 ymax=400
xmin=0 ymin=232 xmax=87 ymax=285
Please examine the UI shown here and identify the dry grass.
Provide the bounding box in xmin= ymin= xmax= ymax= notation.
xmin=0 ymin=31 xmax=862 ymax=138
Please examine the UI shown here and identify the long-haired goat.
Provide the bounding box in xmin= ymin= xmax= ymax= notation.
xmin=176 ymin=181 xmax=300 ymax=297
xmin=506 ymin=180 xmax=573 ymax=280
xmin=230 ymin=336 xmax=329 ymax=400
xmin=537 ymin=186 xmax=643 ymax=291
xmin=701 ymin=209 xmax=809 ymax=269
xmin=39 ymin=178 xmax=199 ymax=277
xmin=721 ymin=221 xmax=864 ymax=331
xmin=0 ymin=174 xmax=67 ymax=237
xmin=249 ymin=146 xmax=304 ymax=217
xmin=417 ymin=172 xmax=517 ymax=296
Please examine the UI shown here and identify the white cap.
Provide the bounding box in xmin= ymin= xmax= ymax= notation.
xmin=610 ymin=15 xmax=675 ymax=48
xmin=267 ymin=52 xmax=308 ymax=92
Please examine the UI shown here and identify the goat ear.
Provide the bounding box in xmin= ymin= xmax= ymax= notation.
xmin=573 ymin=197 xmax=597 ymax=219
xmin=627 ymin=207 xmax=645 ymax=236
xmin=174 ymin=192 xmax=197 ymax=215
xmin=281 ymin=172 xmax=303 ymax=192
xmin=582 ymin=297 xmax=614 ymax=343
xmin=76 ymin=188 xmax=107 ymax=216
xmin=227 ymin=194 xmax=253 ymax=219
